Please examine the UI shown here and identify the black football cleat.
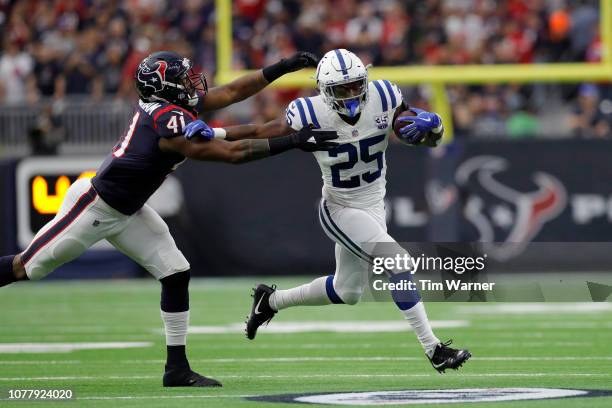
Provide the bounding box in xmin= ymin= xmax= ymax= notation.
xmin=245 ymin=284 xmax=277 ymax=340
xmin=427 ymin=340 xmax=471 ymax=373
xmin=163 ymin=365 xmax=222 ymax=387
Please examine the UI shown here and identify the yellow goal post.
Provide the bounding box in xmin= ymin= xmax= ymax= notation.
xmin=214 ymin=0 xmax=612 ymax=143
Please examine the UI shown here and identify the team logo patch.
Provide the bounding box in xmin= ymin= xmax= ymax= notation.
xmin=375 ymin=113 xmax=389 ymax=129
xmin=248 ymin=388 xmax=612 ymax=405
xmin=136 ymin=60 xmax=168 ymax=93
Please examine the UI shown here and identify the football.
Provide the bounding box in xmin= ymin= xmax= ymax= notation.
xmin=392 ymin=108 xmax=423 ymax=145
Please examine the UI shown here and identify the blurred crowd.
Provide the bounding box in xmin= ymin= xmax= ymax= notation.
xmin=0 ymin=0 xmax=609 ymax=140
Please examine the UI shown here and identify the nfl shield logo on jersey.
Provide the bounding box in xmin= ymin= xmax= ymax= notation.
xmin=352 ymin=129 xmax=359 ymax=137
xmin=375 ymin=113 xmax=389 ymax=130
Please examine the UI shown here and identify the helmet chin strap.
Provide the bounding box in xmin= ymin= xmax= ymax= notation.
xmin=187 ymin=94 xmax=199 ymax=107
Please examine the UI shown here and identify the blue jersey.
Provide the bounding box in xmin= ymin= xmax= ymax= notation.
xmin=92 ymin=99 xmax=198 ymax=215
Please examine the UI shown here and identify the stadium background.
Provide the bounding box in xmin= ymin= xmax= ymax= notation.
xmin=1 ymin=2 xmax=612 ymax=407
xmin=0 ymin=0 xmax=611 ymax=278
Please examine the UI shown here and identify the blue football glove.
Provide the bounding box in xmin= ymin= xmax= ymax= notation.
xmin=184 ymin=119 xmax=214 ymax=141
xmin=396 ymin=107 xmax=442 ymax=144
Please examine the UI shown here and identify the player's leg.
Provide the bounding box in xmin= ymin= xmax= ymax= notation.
xmin=323 ymin=201 xmax=439 ymax=352
xmin=245 ymin=203 xmax=374 ymax=340
xmin=319 ymin=200 xmax=470 ymax=371
xmin=266 ymin=201 xmax=375 ymax=310
xmin=106 ymin=205 xmax=221 ymax=387
xmin=0 ymin=255 xmax=25 ymax=287
xmin=245 ymin=244 xmax=365 ymax=340
xmin=269 ymin=244 xmax=367 ymax=310
xmin=1 ymin=179 xmax=105 ymax=288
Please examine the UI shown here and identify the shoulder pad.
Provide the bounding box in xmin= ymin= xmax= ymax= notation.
xmin=285 ymin=97 xmax=322 ymax=131
xmin=370 ymin=80 xmax=402 ymax=113
xmin=148 ymin=103 xmax=197 ymax=138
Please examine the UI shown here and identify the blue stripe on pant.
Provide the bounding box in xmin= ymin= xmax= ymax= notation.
xmin=318 ymin=203 xmax=370 ymax=264
xmin=325 ymin=275 xmax=345 ymax=304
xmin=319 ymin=200 xmax=374 ymax=264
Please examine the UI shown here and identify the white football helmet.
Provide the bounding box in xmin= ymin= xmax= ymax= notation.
xmin=316 ymin=49 xmax=369 ymax=118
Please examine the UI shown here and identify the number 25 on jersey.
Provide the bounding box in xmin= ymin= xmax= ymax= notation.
xmin=329 ymin=134 xmax=385 ymax=188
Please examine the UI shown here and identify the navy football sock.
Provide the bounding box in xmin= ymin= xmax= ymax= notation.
xmin=166 ymin=345 xmax=189 ymax=370
xmin=390 ymin=271 xmax=421 ymax=310
xmin=390 ymin=271 xmax=439 ymax=353
xmin=0 ymin=255 xmax=17 ymax=288
xmin=160 ymin=271 xmax=190 ymax=369
xmin=160 ymin=271 xmax=190 ymax=312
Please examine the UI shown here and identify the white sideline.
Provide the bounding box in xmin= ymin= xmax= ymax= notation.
xmin=182 ymin=320 xmax=469 ymax=334
xmin=78 ymin=395 xmax=254 ymax=400
xmin=0 ymin=341 xmax=595 ymax=352
xmin=458 ymin=303 xmax=612 ymax=314
xmin=0 ymin=373 xmax=608 ymax=382
xmin=0 ymin=360 xmax=82 ymax=365
xmin=121 ymin=356 xmax=612 ymax=364
xmin=0 ymin=342 xmax=152 ymax=353
xmin=2 ymin=356 xmax=611 ymax=365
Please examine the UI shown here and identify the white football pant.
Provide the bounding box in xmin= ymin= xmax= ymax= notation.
xmin=21 ymin=178 xmax=189 ymax=280
xmin=318 ymin=199 xmax=410 ymax=304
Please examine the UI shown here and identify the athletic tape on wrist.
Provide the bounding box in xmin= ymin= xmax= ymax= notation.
xmin=213 ymin=128 xmax=227 ymax=139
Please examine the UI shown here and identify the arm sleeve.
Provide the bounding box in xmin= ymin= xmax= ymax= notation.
xmin=153 ymin=106 xmax=197 ymax=139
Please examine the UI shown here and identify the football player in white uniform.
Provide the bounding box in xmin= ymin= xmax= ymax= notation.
xmin=186 ymin=49 xmax=470 ymax=372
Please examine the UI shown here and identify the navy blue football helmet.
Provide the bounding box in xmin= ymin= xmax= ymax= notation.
xmin=135 ymin=51 xmax=207 ymax=109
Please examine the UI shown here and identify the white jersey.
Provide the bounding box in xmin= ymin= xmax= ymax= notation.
xmin=286 ymin=80 xmax=403 ymax=209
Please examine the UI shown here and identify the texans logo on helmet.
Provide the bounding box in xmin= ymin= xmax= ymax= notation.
xmin=137 ymin=60 xmax=168 ymax=93
xmin=455 ymin=155 xmax=567 ymax=261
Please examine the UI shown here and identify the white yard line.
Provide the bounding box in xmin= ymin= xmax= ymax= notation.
xmin=0 ymin=341 xmax=594 ymax=353
xmin=2 ymin=356 xmax=610 ymax=366
xmin=459 ymin=303 xmax=612 ymax=314
xmin=183 ymin=320 xmax=469 ymax=335
xmin=0 ymin=373 xmax=608 ymax=382
xmin=0 ymin=342 xmax=152 ymax=353
xmin=77 ymin=394 xmax=255 ymax=400
xmin=0 ymin=376 xmax=157 ymax=381
xmin=476 ymin=322 xmax=612 ymax=329
xmin=0 ymin=360 xmax=82 ymax=365
xmin=121 ymin=356 xmax=612 ymax=364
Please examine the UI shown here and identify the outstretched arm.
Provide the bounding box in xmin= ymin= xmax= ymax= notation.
xmin=223 ymin=118 xmax=294 ymax=141
xmin=160 ymin=137 xmax=272 ymax=164
xmin=159 ymin=127 xmax=337 ymax=164
xmin=201 ymin=52 xmax=318 ymax=111
xmin=180 ymin=116 xmax=292 ymax=141
xmin=201 ymin=70 xmax=269 ymax=111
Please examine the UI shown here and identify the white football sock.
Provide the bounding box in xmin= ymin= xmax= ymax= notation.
xmin=269 ymin=276 xmax=331 ymax=311
xmin=401 ymin=302 xmax=440 ymax=356
xmin=161 ymin=310 xmax=189 ymax=346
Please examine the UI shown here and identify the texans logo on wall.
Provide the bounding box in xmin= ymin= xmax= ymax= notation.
xmin=455 ymin=155 xmax=566 ymax=260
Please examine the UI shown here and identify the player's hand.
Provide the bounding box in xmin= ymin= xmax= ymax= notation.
xmin=396 ymin=108 xmax=443 ymax=144
xmin=295 ymin=128 xmax=339 ymax=152
xmin=263 ymin=52 xmax=319 ymax=83
xmin=282 ymin=52 xmax=319 ymax=72
xmin=184 ymin=119 xmax=214 ymax=141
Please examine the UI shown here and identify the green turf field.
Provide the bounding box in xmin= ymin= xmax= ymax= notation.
xmin=1 ymin=278 xmax=611 ymax=407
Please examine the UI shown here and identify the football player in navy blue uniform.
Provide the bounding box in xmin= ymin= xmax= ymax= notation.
xmin=0 ymin=50 xmax=335 ymax=387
